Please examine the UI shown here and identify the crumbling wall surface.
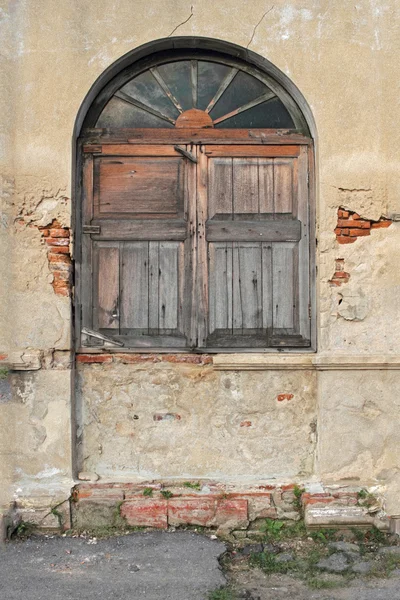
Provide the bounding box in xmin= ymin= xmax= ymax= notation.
xmin=77 ymin=361 xmax=317 ymax=482
xmin=0 ymin=0 xmax=400 ymax=520
xmin=318 ymin=370 xmax=400 ymax=516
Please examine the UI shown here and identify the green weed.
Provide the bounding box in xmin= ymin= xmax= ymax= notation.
xmin=161 ymin=490 xmax=173 ymax=499
xmin=183 ymin=481 xmax=201 ymax=490
xmin=143 ymin=487 xmax=154 ymax=497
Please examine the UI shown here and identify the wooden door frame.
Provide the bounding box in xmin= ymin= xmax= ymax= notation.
xmin=75 ymin=128 xmax=316 ymax=353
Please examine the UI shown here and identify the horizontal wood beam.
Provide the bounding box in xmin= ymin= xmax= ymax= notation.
xmin=91 ymin=219 xmax=187 ymax=241
xmin=206 ymin=219 xmax=301 ymax=242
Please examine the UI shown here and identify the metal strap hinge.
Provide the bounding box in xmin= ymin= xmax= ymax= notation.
xmin=174 ymin=145 xmax=197 ymax=163
xmin=83 ymin=225 xmax=101 ymax=234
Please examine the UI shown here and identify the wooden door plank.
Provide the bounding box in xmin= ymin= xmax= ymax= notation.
xmin=272 ymin=243 xmax=295 ymax=330
xmin=96 ymin=244 xmax=120 ymax=330
xmin=196 ymin=145 xmax=209 ymax=347
xmin=208 ymin=158 xmax=233 ymax=219
xmin=159 ymin=242 xmax=179 ymax=330
xmin=91 ymin=219 xmax=187 ymax=241
xmin=205 ymin=145 xmax=301 ymax=157
xmin=81 ymin=155 xmax=94 ymax=336
xmin=233 ymin=158 xmax=259 ymax=214
xmin=258 ymin=159 xmax=274 ymax=213
xmin=297 ymin=146 xmax=310 ymax=340
xmin=148 ymin=242 xmax=159 ymax=331
xmin=121 ymin=241 xmax=149 ymax=330
xmin=262 ymin=243 xmax=273 ymax=332
xmin=209 ymin=243 xmax=233 ymax=334
xmin=95 ymin=145 xmax=181 ymax=156
xmin=274 ymin=159 xmax=293 ymax=213
xmin=237 ymin=243 xmax=262 ymax=330
xmin=206 ymin=219 xmax=301 ymax=242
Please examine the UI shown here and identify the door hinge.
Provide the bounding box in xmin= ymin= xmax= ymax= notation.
xmin=308 ymin=304 xmax=312 ymax=319
xmin=83 ymin=225 xmax=101 ymax=234
xmin=174 ymin=145 xmax=197 ymax=163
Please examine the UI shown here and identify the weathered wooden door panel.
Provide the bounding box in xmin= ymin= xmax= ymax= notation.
xmin=203 ymin=144 xmax=310 ymax=349
xmin=81 ymin=141 xmax=311 ymax=350
xmin=94 ymin=156 xmax=184 ymax=218
xmin=83 ymin=145 xmax=194 ymax=349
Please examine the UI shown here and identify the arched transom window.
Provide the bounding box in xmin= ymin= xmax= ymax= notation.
xmin=77 ymin=46 xmax=314 ymax=352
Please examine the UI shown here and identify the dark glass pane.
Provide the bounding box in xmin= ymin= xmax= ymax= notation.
xmin=197 ymin=61 xmax=232 ymax=110
xmin=215 ymin=98 xmax=295 ymax=129
xmin=209 ymin=70 xmax=267 ymax=120
xmin=120 ymin=71 xmax=179 ymax=120
xmin=157 ymin=61 xmax=193 ymax=111
xmin=96 ymin=97 xmax=174 ymax=128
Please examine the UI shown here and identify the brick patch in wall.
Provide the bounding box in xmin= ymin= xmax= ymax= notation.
xmin=38 ymin=219 xmax=72 ymax=296
xmin=335 ymin=208 xmax=392 ymax=244
xmin=76 ymin=353 xmax=213 ymax=365
xmin=70 ymin=482 xmax=375 ymax=532
xmin=329 ymin=258 xmax=350 ymax=286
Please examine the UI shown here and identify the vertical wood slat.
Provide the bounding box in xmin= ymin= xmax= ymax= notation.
xmin=297 ymin=146 xmax=310 ymax=339
xmin=82 ymin=155 xmax=94 ymax=336
xmin=121 ymin=241 xmax=149 ymax=330
xmin=272 ymin=243 xmax=295 ymax=330
xmin=209 ymin=243 xmax=233 ymax=334
xmin=233 ymin=158 xmax=259 ymax=214
xmin=97 ymin=244 xmax=120 ymax=330
xmin=196 ymin=145 xmax=209 ymax=347
xmin=159 ymin=242 xmax=179 ymax=329
xmin=258 ymin=159 xmax=274 ymax=213
xmin=148 ymin=242 xmax=159 ymax=331
xmin=232 ymin=243 xmax=263 ymax=331
xmin=261 ymin=243 xmax=273 ymax=332
xmin=274 ymin=158 xmax=293 ymax=213
xmin=208 ymin=158 xmax=233 ymax=219
xmin=186 ymin=146 xmax=197 ymax=347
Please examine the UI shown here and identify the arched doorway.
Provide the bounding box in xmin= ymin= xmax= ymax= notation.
xmin=74 ymin=38 xmax=316 ymax=353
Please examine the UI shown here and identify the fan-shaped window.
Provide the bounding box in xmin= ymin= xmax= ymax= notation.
xmin=95 ymin=58 xmax=305 ymax=131
xmin=77 ymin=43 xmax=315 ymax=352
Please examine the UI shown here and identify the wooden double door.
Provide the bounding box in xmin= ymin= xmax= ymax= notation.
xmin=80 ymin=139 xmax=311 ymax=350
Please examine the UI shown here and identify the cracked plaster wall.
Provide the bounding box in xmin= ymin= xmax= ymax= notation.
xmin=1 ymin=0 xmax=400 ymax=511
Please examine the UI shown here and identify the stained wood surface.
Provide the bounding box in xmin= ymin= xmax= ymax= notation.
xmin=81 ymin=141 xmax=312 ymax=350
xmin=82 ymin=129 xmax=311 ymax=146
xmin=90 ymin=219 xmax=187 ymax=240
xmin=94 ymin=157 xmax=184 ymax=217
xmin=206 ymin=220 xmax=301 ymax=242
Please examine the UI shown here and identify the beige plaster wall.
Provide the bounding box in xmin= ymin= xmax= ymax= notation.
xmin=1 ymin=0 xmax=400 ymax=513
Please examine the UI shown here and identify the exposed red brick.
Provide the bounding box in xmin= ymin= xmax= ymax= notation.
xmin=48 ymin=253 xmax=71 ymax=265
xmin=121 ymin=499 xmax=168 ymax=528
xmin=335 ymin=207 xmax=392 ymax=243
xmin=160 ymin=354 xmax=212 ymax=365
xmin=114 ymin=354 xmax=160 ymax=364
xmin=37 ymin=218 xmax=72 ymax=296
xmin=240 ymin=420 xmax=252 ymax=427
xmin=45 ymin=238 xmax=70 ymax=246
xmin=48 ymin=246 xmax=70 ymax=254
xmin=168 ymin=499 xmax=216 ymax=526
xmin=337 ymin=235 xmax=356 ymax=244
xmin=349 ymin=228 xmax=370 ymax=237
xmin=215 ymin=499 xmax=248 ymax=526
xmin=49 ymin=228 xmax=70 ymax=238
xmin=0 ymin=354 xmax=7 ymax=361
xmin=76 ymin=354 xmax=113 ymax=364
xmin=371 ymin=219 xmax=392 ymax=228
xmin=337 ymin=219 xmax=370 ymax=229
xmin=277 ymin=393 xmax=294 ymax=402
